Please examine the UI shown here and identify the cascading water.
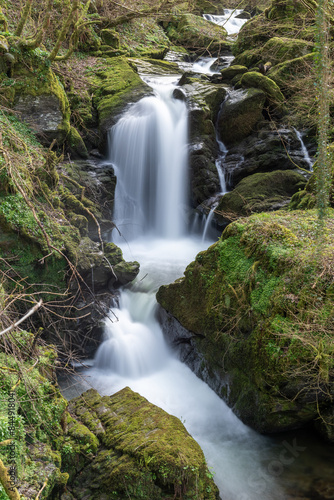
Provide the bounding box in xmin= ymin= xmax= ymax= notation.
xmin=203 ymin=9 xmax=248 ymax=35
xmin=60 ymin=12 xmax=334 ymax=500
xmin=109 ymin=76 xmax=188 ymax=242
xmin=75 ymin=75 xmax=293 ymax=500
xmin=293 ymin=127 xmax=314 ymax=171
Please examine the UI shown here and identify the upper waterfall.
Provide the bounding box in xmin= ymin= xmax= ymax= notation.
xmin=108 ymin=78 xmax=188 ymax=243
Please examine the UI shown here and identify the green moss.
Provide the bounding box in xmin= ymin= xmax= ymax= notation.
xmin=116 ymin=18 xmax=170 ymax=59
xmin=269 ymin=53 xmax=314 ymax=89
xmin=69 ymin=388 xmax=219 ymax=499
xmin=239 ymin=71 xmax=285 ymax=112
xmin=261 ymin=36 xmax=314 ymax=65
xmin=216 ymin=170 xmax=306 ymax=221
xmin=165 ymin=14 xmax=229 ymax=55
xmin=220 ymin=65 xmax=248 ymax=82
xmin=89 ymin=56 xmax=150 ymax=132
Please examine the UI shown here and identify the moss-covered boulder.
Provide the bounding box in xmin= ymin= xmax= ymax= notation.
xmin=12 ymin=65 xmax=71 ymax=146
xmin=217 ymin=87 xmax=266 ymax=145
xmin=76 ymin=238 xmax=140 ymax=289
xmin=165 ymin=14 xmax=230 ymax=55
xmin=68 ymin=387 xmax=219 ymax=500
xmin=115 ymin=18 xmax=170 ymax=58
xmin=157 ymin=210 xmax=334 ymax=438
xmin=216 ymin=170 xmax=307 ymax=224
xmin=261 ymin=36 xmax=314 ymax=65
xmin=220 ymin=64 xmax=248 ymax=83
xmin=268 ymin=53 xmax=314 ymax=90
xmin=239 ymin=70 xmax=285 ymax=113
xmin=90 ymin=56 xmax=152 ymax=141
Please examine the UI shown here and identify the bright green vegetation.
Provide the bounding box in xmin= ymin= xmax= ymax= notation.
xmin=157 ymin=210 xmax=334 ymax=436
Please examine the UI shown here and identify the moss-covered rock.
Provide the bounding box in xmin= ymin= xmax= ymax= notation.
xmin=260 ymin=36 xmax=314 ymax=65
xmin=268 ymin=53 xmax=314 ymax=90
xmin=116 ymin=17 xmax=170 ymax=58
xmin=157 ymin=210 xmax=334 ymax=438
xmin=165 ymin=14 xmax=230 ymax=55
xmin=68 ymin=387 xmax=219 ymax=500
xmin=90 ymin=56 xmax=152 ymax=141
xmin=220 ymin=64 xmax=248 ymax=82
xmin=216 ymin=170 xmax=307 ymax=224
xmin=239 ymin=70 xmax=285 ymax=113
xmin=217 ymin=87 xmax=266 ymax=145
xmin=76 ymin=237 xmax=140 ymax=289
xmin=12 ymin=64 xmax=71 ymax=146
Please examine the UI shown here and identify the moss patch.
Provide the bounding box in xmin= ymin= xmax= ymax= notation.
xmin=165 ymin=13 xmax=229 ymax=55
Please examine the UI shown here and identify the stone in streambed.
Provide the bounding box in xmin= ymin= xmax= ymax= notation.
xmin=68 ymin=387 xmax=220 ymax=500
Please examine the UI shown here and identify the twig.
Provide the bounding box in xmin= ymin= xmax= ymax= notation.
xmin=0 ymin=300 xmax=43 ymax=337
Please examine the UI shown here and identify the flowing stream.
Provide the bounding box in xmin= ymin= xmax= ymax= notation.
xmin=73 ymin=76 xmax=291 ymax=500
xmin=60 ymin=11 xmax=334 ymax=500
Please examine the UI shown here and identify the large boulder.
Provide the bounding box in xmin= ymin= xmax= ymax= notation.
xmin=68 ymin=388 xmax=220 ymax=500
xmin=12 ymin=67 xmax=72 ymax=147
xmin=239 ymin=71 xmax=285 ymax=114
xmin=217 ymin=88 xmax=266 ymax=145
xmin=157 ymin=210 xmax=334 ymax=439
xmin=215 ymin=170 xmax=307 ymax=225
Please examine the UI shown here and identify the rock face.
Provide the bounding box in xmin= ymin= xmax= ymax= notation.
xmin=177 ymin=75 xmax=227 ymax=206
xmin=67 ymin=387 xmax=220 ymax=500
xmin=221 ymin=124 xmax=316 ymax=186
xmin=14 ymin=94 xmax=64 ymax=139
xmin=157 ymin=210 xmax=334 ymax=439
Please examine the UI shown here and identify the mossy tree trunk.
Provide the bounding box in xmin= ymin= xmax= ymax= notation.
xmin=315 ymin=0 xmax=332 ymax=222
xmin=0 ymin=457 xmax=20 ymax=500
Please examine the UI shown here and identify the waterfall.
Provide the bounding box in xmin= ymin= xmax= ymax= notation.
xmin=203 ymin=9 xmax=248 ymax=35
xmin=109 ymin=81 xmax=188 ymax=242
xmin=85 ymin=73 xmax=288 ymax=500
xmin=293 ymin=127 xmax=314 ymax=171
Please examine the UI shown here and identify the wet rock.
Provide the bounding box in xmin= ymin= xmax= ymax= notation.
xmin=217 ymin=88 xmax=266 ymax=145
xmin=222 ymin=125 xmax=315 ymax=185
xmin=215 ymin=169 xmax=307 ymax=225
xmin=189 ymin=140 xmax=221 ymax=205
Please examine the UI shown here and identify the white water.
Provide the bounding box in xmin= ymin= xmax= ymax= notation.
xmin=76 ymin=77 xmax=291 ymax=499
xmin=85 ymin=238 xmax=286 ymax=500
xmin=203 ymin=9 xmax=248 ymax=36
xmin=109 ymin=76 xmax=188 ymax=242
xmin=293 ymin=127 xmax=314 ymax=171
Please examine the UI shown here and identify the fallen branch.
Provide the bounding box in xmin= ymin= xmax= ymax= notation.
xmin=0 ymin=300 xmax=43 ymax=337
